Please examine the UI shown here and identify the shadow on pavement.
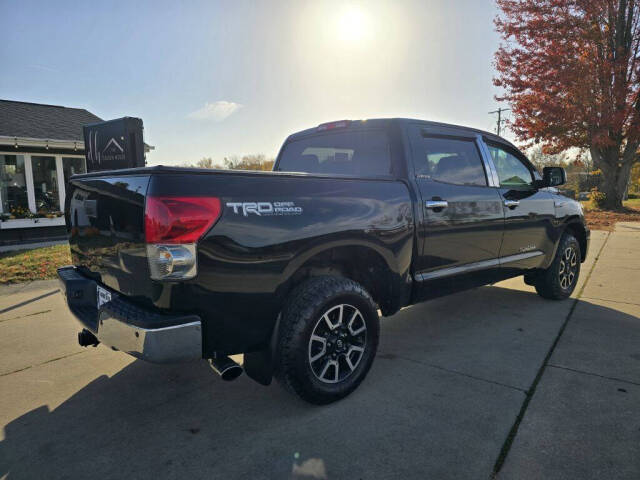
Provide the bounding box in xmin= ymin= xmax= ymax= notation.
xmin=1 ymin=286 xmax=636 ymax=480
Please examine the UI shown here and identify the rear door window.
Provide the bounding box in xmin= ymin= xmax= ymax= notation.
xmin=416 ymin=137 xmax=487 ymax=186
xmin=276 ymin=130 xmax=391 ymax=176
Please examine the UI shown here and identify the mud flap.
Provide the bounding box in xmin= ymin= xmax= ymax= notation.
xmin=244 ymin=349 xmax=273 ymax=386
xmin=523 ymin=271 xmax=540 ymax=286
xmin=243 ymin=313 xmax=281 ymax=386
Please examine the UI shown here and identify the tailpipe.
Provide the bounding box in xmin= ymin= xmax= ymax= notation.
xmin=208 ymin=355 xmax=243 ymax=381
xmin=78 ymin=329 xmax=99 ymax=347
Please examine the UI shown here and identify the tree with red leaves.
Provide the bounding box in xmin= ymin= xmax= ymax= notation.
xmin=495 ymin=0 xmax=640 ymax=209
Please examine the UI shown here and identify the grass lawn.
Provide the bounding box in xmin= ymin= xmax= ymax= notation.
xmin=0 ymin=244 xmax=71 ymax=284
xmin=581 ymin=199 xmax=640 ymax=231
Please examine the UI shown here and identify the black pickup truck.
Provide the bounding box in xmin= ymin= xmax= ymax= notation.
xmin=58 ymin=118 xmax=589 ymax=404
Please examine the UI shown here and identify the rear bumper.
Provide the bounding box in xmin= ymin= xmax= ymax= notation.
xmin=57 ymin=266 xmax=202 ymax=363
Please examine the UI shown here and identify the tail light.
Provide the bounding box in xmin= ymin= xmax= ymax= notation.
xmin=144 ymin=196 xmax=221 ymax=280
xmin=317 ymin=120 xmax=351 ymax=131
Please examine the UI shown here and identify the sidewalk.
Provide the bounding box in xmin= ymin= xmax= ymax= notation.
xmin=500 ymin=222 xmax=640 ymax=479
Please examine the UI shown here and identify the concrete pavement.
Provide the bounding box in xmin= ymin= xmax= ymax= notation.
xmin=0 ymin=227 xmax=638 ymax=479
xmin=500 ymin=223 xmax=640 ymax=480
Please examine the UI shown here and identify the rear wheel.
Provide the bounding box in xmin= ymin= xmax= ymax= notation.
xmin=275 ymin=276 xmax=379 ymax=404
xmin=534 ymin=233 xmax=581 ymax=300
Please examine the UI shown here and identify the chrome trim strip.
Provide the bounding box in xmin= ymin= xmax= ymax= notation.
xmin=475 ymin=135 xmax=501 ymax=188
xmin=499 ymin=250 xmax=544 ymax=265
xmin=414 ymin=251 xmax=544 ymax=282
xmin=415 ymin=257 xmax=500 ymax=281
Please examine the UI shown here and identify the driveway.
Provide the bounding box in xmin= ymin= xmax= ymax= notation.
xmin=0 ymin=226 xmax=638 ymax=479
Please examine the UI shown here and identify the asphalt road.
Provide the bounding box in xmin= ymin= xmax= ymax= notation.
xmin=1 ymin=226 xmax=638 ymax=480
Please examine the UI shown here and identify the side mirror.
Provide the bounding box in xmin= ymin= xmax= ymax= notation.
xmin=541 ymin=166 xmax=566 ymax=187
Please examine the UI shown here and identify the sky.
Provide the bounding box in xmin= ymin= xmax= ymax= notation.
xmin=0 ymin=0 xmax=509 ymax=166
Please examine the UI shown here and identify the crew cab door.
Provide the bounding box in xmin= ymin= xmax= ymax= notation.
xmin=408 ymin=126 xmax=505 ymax=298
xmin=484 ymin=141 xmax=556 ymax=270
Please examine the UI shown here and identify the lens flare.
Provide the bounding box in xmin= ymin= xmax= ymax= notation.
xmin=337 ymin=6 xmax=371 ymax=44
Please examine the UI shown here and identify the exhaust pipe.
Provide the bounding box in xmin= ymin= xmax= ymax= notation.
xmin=208 ymin=355 xmax=243 ymax=381
xmin=78 ymin=329 xmax=99 ymax=347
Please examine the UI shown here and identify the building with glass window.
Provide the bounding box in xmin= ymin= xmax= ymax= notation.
xmin=0 ymin=100 xmax=150 ymax=245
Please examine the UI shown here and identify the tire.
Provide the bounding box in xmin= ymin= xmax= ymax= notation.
xmin=275 ymin=276 xmax=380 ymax=405
xmin=534 ymin=233 xmax=581 ymax=300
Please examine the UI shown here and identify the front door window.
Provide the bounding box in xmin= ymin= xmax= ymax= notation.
xmin=487 ymin=145 xmax=534 ymax=189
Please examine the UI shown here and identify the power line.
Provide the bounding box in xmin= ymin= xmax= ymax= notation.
xmin=488 ymin=107 xmax=510 ymax=137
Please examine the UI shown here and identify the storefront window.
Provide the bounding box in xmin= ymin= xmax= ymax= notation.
xmin=31 ymin=156 xmax=60 ymax=213
xmin=0 ymin=154 xmax=29 ymax=215
xmin=62 ymin=157 xmax=87 ymax=185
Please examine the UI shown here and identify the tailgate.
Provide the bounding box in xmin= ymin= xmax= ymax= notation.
xmin=66 ymin=174 xmax=153 ymax=299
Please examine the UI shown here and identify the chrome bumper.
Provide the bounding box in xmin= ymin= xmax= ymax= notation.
xmin=97 ymin=314 xmax=202 ymax=363
xmin=58 ymin=266 xmax=202 ymax=363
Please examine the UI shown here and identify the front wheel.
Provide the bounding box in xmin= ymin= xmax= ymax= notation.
xmin=275 ymin=276 xmax=379 ymax=404
xmin=534 ymin=233 xmax=581 ymax=300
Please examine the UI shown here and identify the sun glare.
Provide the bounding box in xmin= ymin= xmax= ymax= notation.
xmin=337 ymin=6 xmax=371 ymax=44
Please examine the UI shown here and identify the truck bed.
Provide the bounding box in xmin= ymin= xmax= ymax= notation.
xmin=65 ymin=166 xmax=414 ymax=354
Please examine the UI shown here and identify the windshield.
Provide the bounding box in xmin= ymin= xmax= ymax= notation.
xmin=276 ymin=130 xmax=391 ymax=176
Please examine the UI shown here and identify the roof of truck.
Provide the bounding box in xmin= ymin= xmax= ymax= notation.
xmin=286 ymin=118 xmax=517 ymax=149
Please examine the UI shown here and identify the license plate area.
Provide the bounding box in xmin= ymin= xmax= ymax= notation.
xmin=97 ymin=285 xmax=112 ymax=308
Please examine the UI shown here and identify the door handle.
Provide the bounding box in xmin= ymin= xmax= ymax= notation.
xmin=504 ymin=199 xmax=520 ymax=209
xmin=426 ymin=200 xmax=448 ymax=209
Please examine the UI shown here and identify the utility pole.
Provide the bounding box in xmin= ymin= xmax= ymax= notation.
xmin=489 ymin=107 xmax=510 ymax=136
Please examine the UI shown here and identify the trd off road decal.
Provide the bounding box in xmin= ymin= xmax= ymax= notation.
xmin=226 ymin=201 xmax=303 ymax=217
